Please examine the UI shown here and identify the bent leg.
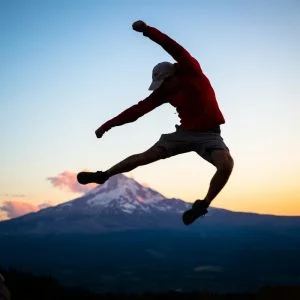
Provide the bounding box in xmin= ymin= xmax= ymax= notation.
xmin=203 ymin=150 xmax=234 ymax=205
xmin=182 ymin=148 xmax=233 ymax=225
xmin=77 ymin=146 xmax=169 ymax=185
xmin=105 ymin=146 xmax=169 ymax=177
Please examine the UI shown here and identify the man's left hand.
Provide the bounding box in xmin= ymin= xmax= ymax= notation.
xmin=132 ymin=20 xmax=147 ymax=32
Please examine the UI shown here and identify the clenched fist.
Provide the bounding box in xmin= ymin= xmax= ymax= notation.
xmin=132 ymin=20 xmax=147 ymax=32
xmin=95 ymin=126 xmax=106 ymax=139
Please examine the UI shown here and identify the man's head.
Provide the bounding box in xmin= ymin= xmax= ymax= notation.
xmin=149 ymin=61 xmax=175 ymax=91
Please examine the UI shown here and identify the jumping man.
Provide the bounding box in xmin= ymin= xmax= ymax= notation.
xmin=77 ymin=20 xmax=234 ymax=225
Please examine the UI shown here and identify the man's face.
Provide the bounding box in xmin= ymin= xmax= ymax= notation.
xmin=162 ymin=73 xmax=179 ymax=90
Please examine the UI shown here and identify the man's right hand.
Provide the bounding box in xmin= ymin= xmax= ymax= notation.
xmin=132 ymin=20 xmax=147 ymax=32
xmin=95 ymin=126 xmax=107 ymax=139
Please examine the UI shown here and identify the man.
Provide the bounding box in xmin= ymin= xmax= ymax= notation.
xmin=77 ymin=20 xmax=234 ymax=225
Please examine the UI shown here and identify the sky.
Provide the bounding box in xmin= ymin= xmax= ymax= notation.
xmin=1 ymin=0 xmax=300 ymax=220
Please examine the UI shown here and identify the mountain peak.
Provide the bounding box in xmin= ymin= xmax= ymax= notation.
xmin=83 ymin=174 xmax=166 ymax=210
xmin=103 ymin=174 xmax=137 ymax=190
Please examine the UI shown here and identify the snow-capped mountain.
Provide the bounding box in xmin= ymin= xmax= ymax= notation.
xmin=1 ymin=174 xmax=299 ymax=235
xmin=56 ymin=174 xmax=190 ymax=215
xmin=0 ymin=174 xmax=191 ymax=234
xmin=78 ymin=174 xmax=186 ymax=214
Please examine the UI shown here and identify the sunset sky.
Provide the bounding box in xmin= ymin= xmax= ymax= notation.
xmin=1 ymin=0 xmax=300 ymax=220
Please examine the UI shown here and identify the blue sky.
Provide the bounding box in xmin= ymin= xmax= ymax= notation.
xmin=1 ymin=0 xmax=300 ymax=218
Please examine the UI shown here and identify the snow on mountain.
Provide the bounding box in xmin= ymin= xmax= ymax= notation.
xmin=49 ymin=173 xmax=191 ymax=217
xmin=83 ymin=174 xmax=167 ymax=213
xmin=48 ymin=173 xmax=190 ymax=216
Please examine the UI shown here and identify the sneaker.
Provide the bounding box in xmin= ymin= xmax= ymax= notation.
xmin=77 ymin=171 xmax=109 ymax=185
xmin=182 ymin=199 xmax=209 ymax=225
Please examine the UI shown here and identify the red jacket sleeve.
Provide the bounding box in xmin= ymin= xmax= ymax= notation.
xmin=101 ymin=90 xmax=167 ymax=131
xmin=143 ymin=26 xmax=202 ymax=72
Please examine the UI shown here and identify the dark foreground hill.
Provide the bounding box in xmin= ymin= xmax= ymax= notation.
xmin=1 ymin=230 xmax=300 ymax=294
xmin=1 ymin=266 xmax=300 ymax=300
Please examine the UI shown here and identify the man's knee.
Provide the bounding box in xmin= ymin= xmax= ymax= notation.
xmin=211 ymin=150 xmax=234 ymax=174
xmin=222 ymin=155 xmax=234 ymax=174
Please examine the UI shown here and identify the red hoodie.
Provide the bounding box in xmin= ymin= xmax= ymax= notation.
xmin=101 ymin=26 xmax=225 ymax=132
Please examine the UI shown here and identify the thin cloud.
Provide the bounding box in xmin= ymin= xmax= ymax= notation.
xmin=0 ymin=194 xmax=26 ymax=198
xmin=0 ymin=201 xmax=39 ymax=219
xmin=47 ymin=171 xmax=97 ymax=194
xmin=0 ymin=201 xmax=52 ymax=220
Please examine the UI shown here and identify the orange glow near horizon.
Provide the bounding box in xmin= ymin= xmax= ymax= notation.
xmin=1 ymin=183 xmax=299 ymax=220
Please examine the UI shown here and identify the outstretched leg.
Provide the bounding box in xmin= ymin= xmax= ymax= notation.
xmin=77 ymin=146 xmax=169 ymax=185
xmin=105 ymin=146 xmax=169 ymax=177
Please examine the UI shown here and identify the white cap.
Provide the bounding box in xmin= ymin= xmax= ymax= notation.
xmin=148 ymin=62 xmax=175 ymax=91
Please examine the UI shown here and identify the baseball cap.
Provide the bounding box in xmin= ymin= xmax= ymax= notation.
xmin=148 ymin=62 xmax=175 ymax=91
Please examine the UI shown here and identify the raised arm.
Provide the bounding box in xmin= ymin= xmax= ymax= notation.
xmin=132 ymin=20 xmax=201 ymax=71
xmin=95 ymin=90 xmax=166 ymax=138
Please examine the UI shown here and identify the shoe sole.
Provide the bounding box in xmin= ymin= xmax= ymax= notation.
xmin=77 ymin=172 xmax=108 ymax=185
xmin=182 ymin=208 xmax=207 ymax=225
xmin=77 ymin=172 xmax=92 ymax=185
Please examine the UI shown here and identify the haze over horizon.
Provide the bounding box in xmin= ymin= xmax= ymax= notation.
xmin=1 ymin=0 xmax=300 ymax=220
